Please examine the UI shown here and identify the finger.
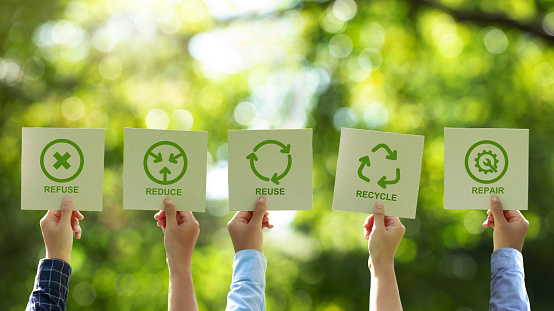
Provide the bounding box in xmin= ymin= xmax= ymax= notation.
xmin=249 ymin=197 xmax=267 ymax=226
xmin=384 ymin=216 xmax=400 ymax=227
xmin=71 ymin=216 xmax=82 ymax=239
xmin=363 ymin=215 xmax=374 ymax=228
xmin=364 ymin=215 xmax=375 ymax=240
xmin=71 ymin=216 xmax=80 ymax=232
xmin=490 ymin=196 xmax=507 ymax=225
xmin=154 ymin=210 xmax=165 ymax=220
xmin=59 ymin=197 xmax=73 ymax=224
xmin=504 ymin=210 xmax=525 ymax=223
xmin=72 ymin=210 xmax=84 ymax=220
xmin=483 ymin=219 xmax=494 ymax=228
xmin=487 ymin=210 xmax=493 ymax=216
xmin=46 ymin=210 xmax=62 ymax=221
xmin=177 ymin=211 xmax=193 ymax=225
xmin=176 ymin=211 xmax=185 ymax=225
xmin=157 ymin=219 xmax=167 ymax=229
xmin=262 ymin=220 xmax=274 ymax=229
xmin=373 ymin=201 xmax=385 ymax=230
xmin=231 ymin=211 xmax=253 ymax=224
xmin=164 ymin=199 xmax=178 ymax=228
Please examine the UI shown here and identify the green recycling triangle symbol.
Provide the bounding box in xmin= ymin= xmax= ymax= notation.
xmin=246 ymin=140 xmax=292 ymax=185
xmin=358 ymin=143 xmax=401 ymax=189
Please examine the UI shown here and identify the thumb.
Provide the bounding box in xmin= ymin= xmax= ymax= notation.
xmin=250 ymin=197 xmax=267 ymax=226
xmin=373 ymin=201 xmax=385 ymax=230
xmin=59 ymin=197 xmax=73 ymax=224
xmin=490 ymin=196 xmax=507 ymax=225
xmin=164 ymin=199 xmax=177 ymax=228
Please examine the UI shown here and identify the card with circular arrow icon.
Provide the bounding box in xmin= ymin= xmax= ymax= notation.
xmin=228 ymin=129 xmax=313 ymax=211
xmin=332 ymin=128 xmax=424 ymax=219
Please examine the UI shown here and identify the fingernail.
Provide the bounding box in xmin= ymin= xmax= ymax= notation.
xmin=258 ymin=197 xmax=266 ymax=204
xmin=375 ymin=201 xmax=383 ymax=209
xmin=491 ymin=196 xmax=499 ymax=203
xmin=63 ymin=197 xmax=70 ymax=205
xmin=164 ymin=198 xmax=173 ymax=206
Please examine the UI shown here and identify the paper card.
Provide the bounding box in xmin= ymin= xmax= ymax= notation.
xmin=228 ymin=129 xmax=312 ymax=211
xmin=332 ymin=128 xmax=424 ymax=218
xmin=21 ymin=128 xmax=105 ymax=211
xmin=444 ymin=128 xmax=529 ymax=210
xmin=123 ymin=128 xmax=208 ymax=211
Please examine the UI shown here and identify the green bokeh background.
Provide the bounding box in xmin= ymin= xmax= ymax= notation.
xmin=1 ymin=0 xmax=554 ymax=310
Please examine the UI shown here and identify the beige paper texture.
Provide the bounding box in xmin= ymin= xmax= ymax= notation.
xmin=332 ymin=128 xmax=424 ymax=218
xmin=444 ymin=128 xmax=529 ymax=210
xmin=123 ymin=128 xmax=208 ymax=211
xmin=228 ymin=129 xmax=312 ymax=211
xmin=21 ymin=128 xmax=105 ymax=211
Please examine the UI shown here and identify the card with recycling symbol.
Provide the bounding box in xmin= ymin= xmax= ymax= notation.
xmin=444 ymin=128 xmax=529 ymax=210
xmin=332 ymin=128 xmax=424 ymax=218
xmin=228 ymin=129 xmax=313 ymax=211
xmin=123 ymin=128 xmax=208 ymax=211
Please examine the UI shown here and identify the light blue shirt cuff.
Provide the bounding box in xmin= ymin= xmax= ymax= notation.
xmin=225 ymin=249 xmax=267 ymax=311
xmin=490 ymin=248 xmax=530 ymax=311
xmin=232 ymin=249 xmax=267 ymax=287
xmin=491 ymin=248 xmax=524 ymax=275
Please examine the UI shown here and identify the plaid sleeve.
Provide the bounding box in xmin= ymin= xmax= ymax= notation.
xmin=26 ymin=258 xmax=72 ymax=311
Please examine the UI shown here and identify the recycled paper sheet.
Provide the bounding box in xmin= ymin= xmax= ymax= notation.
xmin=444 ymin=128 xmax=529 ymax=210
xmin=123 ymin=128 xmax=208 ymax=211
xmin=332 ymin=128 xmax=424 ymax=218
xmin=21 ymin=128 xmax=105 ymax=211
xmin=228 ymin=129 xmax=312 ymax=211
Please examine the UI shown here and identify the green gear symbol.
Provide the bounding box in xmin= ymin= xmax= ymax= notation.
xmin=475 ymin=150 xmax=499 ymax=174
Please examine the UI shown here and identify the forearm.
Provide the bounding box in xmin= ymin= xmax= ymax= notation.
xmin=370 ymin=263 xmax=402 ymax=311
xmin=168 ymin=265 xmax=198 ymax=311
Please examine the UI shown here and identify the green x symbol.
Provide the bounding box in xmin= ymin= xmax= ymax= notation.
xmin=53 ymin=152 xmax=71 ymax=170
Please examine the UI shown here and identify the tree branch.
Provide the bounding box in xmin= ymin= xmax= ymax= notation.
xmin=412 ymin=0 xmax=554 ymax=44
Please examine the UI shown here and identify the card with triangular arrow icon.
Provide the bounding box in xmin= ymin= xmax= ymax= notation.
xmin=332 ymin=128 xmax=424 ymax=218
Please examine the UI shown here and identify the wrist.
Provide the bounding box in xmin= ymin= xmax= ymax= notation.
xmin=369 ymin=259 xmax=394 ymax=274
xmin=167 ymin=256 xmax=192 ymax=273
xmin=494 ymin=243 xmax=523 ymax=253
xmin=46 ymin=251 xmax=71 ymax=264
xmin=233 ymin=243 xmax=263 ymax=254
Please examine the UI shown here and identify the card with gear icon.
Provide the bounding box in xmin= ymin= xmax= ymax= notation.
xmin=444 ymin=128 xmax=529 ymax=210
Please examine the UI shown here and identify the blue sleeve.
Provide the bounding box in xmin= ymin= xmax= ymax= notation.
xmin=490 ymin=248 xmax=530 ymax=311
xmin=225 ymin=249 xmax=267 ymax=311
xmin=26 ymin=258 xmax=72 ymax=311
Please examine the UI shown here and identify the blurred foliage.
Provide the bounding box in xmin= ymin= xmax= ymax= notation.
xmin=1 ymin=0 xmax=554 ymax=310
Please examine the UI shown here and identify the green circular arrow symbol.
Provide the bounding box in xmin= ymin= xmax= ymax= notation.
xmin=246 ymin=140 xmax=292 ymax=185
xmin=358 ymin=143 xmax=401 ymax=189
